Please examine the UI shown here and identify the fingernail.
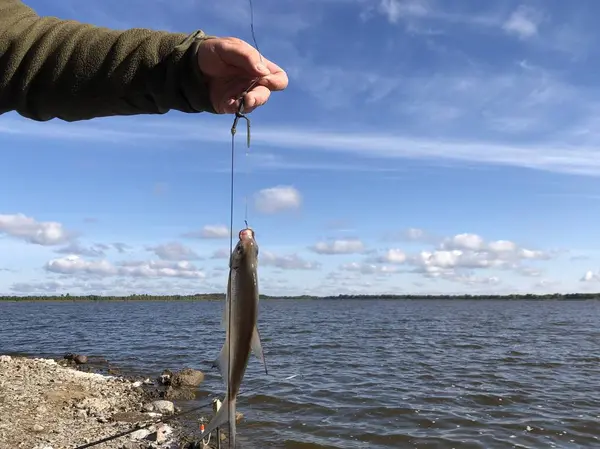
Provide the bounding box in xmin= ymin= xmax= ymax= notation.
xmin=255 ymin=63 xmax=270 ymax=75
xmin=226 ymin=98 xmax=235 ymax=106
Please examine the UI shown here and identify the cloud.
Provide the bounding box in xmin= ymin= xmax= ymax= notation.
xmin=378 ymin=0 xmax=429 ymax=23
xmin=44 ymin=255 xmax=205 ymax=279
xmin=310 ymin=239 xmax=366 ymax=255
xmin=147 ymin=242 xmax=201 ymax=261
xmin=6 ymin=79 xmax=600 ymax=177
xmin=183 ymin=225 xmax=230 ymax=239
xmin=54 ymin=241 xmax=132 ymax=257
xmin=503 ymin=5 xmax=542 ymax=39
xmin=581 ymin=270 xmax=600 ymax=282
xmin=211 ymin=248 xmax=230 ymax=259
xmin=55 ymin=242 xmax=107 ymax=257
xmin=0 ymin=213 xmax=73 ymax=246
xmin=341 ymin=262 xmax=398 ymax=275
xmin=10 ymin=281 xmax=65 ymax=294
xmin=411 ymin=233 xmax=550 ymax=279
xmin=374 ymin=249 xmax=407 ymax=264
xmin=254 ymin=186 xmax=302 ymax=214
xmin=345 ymin=230 xmax=553 ymax=286
xmin=261 ymin=251 xmax=320 ymax=270
xmin=111 ymin=242 xmax=131 ymax=254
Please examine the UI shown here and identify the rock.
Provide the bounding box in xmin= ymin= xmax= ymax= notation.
xmin=158 ymin=369 xmax=173 ymax=386
xmin=0 ymin=355 xmax=163 ymax=449
xmin=0 ymin=355 xmax=11 ymax=363
xmin=130 ymin=429 xmax=151 ymax=441
xmin=147 ymin=424 xmax=173 ymax=444
xmin=151 ymin=400 xmax=174 ymax=415
xmin=142 ymin=403 xmax=154 ymax=412
xmin=171 ymin=368 xmax=204 ymax=388
xmin=163 ymin=386 xmax=196 ymax=401
xmin=73 ymin=355 xmax=88 ymax=365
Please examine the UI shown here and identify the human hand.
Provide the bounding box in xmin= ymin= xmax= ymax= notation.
xmin=197 ymin=37 xmax=288 ymax=114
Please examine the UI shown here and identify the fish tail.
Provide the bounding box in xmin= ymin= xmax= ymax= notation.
xmin=199 ymin=395 xmax=238 ymax=448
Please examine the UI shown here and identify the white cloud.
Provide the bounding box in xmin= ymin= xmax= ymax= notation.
xmin=440 ymin=233 xmax=485 ymax=251
xmin=581 ymin=270 xmax=600 ymax=282
xmin=147 ymin=242 xmax=201 ymax=261
xmin=378 ymin=0 xmax=429 ymax=23
xmin=45 ymin=255 xmax=116 ymax=276
xmin=44 ymin=255 xmax=206 ymax=279
xmin=254 ymin=186 xmax=302 ymax=214
xmin=261 ymin=251 xmax=320 ymax=270
xmin=341 ymin=262 xmax=398 ymax=275
xmin=118 ymin=260 xmax=206 ymax=279
xmin=0 ymin=213 xmax=73 ymax=246
xmin=183 ymin=225 xmax=230 ymax=239
xmin=344 ymin=230 xmax=553 ymax=286
xmin=503 ymin=5 xmax=541 ymax=39
xmin=55 ymin=242 xmax=106 ymax=257
xmin=376 ymin=249 xmax=407 ymax=264
xmin=310 ymin=239 xmax=365 ymax=255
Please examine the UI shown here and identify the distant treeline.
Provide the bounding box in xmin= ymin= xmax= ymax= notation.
xmin=1 ymin=292 xmax=600 ymax=301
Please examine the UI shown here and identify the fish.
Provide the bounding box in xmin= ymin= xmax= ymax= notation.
xmin=200 ymin=227 xmax=268 ymax=448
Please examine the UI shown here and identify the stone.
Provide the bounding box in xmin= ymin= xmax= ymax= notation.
xmin=151 ymin=400 xmax=174 ymax=415
xmin=171 ymin=368 xmax=204 ymax=388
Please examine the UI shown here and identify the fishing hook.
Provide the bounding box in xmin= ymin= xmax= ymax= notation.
xmin=230 ymin=79 xmax=260 ymax=149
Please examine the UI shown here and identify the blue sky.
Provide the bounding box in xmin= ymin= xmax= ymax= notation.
xmin=2 ymin=0 xmax=600 ymax=296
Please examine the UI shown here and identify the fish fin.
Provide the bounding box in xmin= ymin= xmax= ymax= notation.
xmin=251 ymin=325 xmax=268 ymax=375
xmin=199 ymin=395 xmax=237 ymax=446
xmin=213 ymin=340 xmax=230 ymax=386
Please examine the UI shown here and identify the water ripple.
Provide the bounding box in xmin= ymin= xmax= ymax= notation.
xmin=2 ymin=299 xmax=600 ymax=447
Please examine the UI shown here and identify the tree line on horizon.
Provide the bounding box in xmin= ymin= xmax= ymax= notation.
xmin=1 ymin=292 xmax=600 ymax=301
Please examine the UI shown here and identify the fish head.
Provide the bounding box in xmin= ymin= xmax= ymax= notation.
xmin=230 ymin=228 xmax=259 ymax=270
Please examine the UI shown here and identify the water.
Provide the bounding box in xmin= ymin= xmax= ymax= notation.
xmin=2 ymin=299 xmax=600 ymax=448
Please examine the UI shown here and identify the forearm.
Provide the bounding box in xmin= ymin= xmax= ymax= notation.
xmin=0 ymin=0 xmax=215 ymax=121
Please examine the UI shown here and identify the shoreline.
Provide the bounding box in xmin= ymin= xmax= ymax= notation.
xmin=0 ymin=354 xmax=217 ymax=449
xmin=1 ymin=293 xmax=600 ymax=302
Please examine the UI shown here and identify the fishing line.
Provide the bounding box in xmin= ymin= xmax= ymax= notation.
xmin=226 ymin=1 xmax=263 ymax=447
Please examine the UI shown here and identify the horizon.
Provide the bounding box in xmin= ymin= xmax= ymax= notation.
xmin=2 ymin=0 xmax=600 ymax=297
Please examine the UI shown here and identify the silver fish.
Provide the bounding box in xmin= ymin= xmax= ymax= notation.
xmin=200 ymin=227 xmax=267 ymax=448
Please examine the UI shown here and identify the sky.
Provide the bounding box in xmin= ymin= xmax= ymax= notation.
xmin=2 ymin=0 xmax=600 ymax=297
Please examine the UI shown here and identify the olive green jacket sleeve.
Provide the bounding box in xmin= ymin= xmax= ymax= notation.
xmin=0 ymin=0 xmax=216 ymax=122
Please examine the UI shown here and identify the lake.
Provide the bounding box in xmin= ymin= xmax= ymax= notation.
xmin=1 ymin=299 xmax=600 ymax=448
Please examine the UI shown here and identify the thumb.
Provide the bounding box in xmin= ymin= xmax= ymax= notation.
xmin=216 ymin=38 xmax=271 ymax=76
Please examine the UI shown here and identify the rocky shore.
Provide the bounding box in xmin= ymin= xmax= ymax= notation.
xmin=0 ymin=355 xmax=218 ymax=449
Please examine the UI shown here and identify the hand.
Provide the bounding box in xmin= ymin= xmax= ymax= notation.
xmin=197 ymin=37 xmax=288 ymax=114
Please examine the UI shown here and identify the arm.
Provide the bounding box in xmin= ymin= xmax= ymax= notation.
xmin=0 ymin=0 xmax=215 ymax=122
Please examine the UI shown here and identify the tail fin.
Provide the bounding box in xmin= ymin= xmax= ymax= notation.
xmin=199 ymin=395 xmax=238 ymax=448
